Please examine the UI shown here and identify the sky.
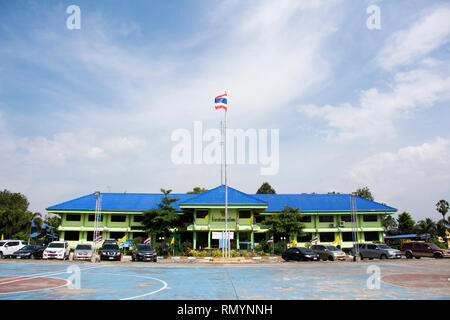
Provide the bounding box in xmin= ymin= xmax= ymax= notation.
xmin=0 ymin=0 xmax=449 ymax=222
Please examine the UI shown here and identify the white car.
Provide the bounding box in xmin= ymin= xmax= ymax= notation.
xmin=43 ymin=241 xmax=70 ymax=260
xmin=0 ymin=240 xmax=26 ymax=258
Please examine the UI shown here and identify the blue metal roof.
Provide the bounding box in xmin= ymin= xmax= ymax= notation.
xmin=47 ymin=186 xmax=397 ymax=212
xmin=254 ymin=193 xmax=397 ymax=212
xmin=179 ymin=185 xmax=267 ymax=205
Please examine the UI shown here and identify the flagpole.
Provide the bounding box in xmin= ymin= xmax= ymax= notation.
xmin=224 ymin=100 xmax=229 ymax=258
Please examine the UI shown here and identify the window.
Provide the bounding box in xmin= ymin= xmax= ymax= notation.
xmin=133 ymin=215 xmax=143 ymax=222
xmin=402 ymin=243 xmax=412 ymax=249
xmin=88 ymin=214 xmax=103 ymax=222
xmin=196 ymin=210 xmax=208 ymax=219
xmin=340 ymin=215 xmax=353 ymax=222
xmin=413 ymin=243 xmax=421 ymax=249
xmin=319 ymin=215 xmax=334 ymax=223
xmin=342 ymin=232 xmax=354 ymax=242
xmin=66 ymin=214 xmax=81 ymax=221
xmin=364 ymin=232 xmax=379 ymax=241
xmin=367 ymin=244 xmax=377 ymax=250
xmin=109 ymin=232 xmax=125 ymax=239
xmin=298 ymin=233 xmax=312 ymax=242
xmin=363 ymin=215 xmax=378 ymax=222
xmin=238 ymin=210 xmax=251 ymax=219
xmin=64 ymin=231 xmax=80 ymax=241
xmin=110 ymin=215 xmax=126 ymax=222
xmin=300 ymin=216 xmax=311 ymax=223
xmin=319 ymin=232 xmax=335 ymax=242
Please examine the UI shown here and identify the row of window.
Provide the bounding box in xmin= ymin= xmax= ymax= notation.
xmin=64 ymin=231 xmax=149 ymax=241
xmin=297 ymin=231 xmax=379 ymax=242
xmin=195 ymin=211 xmax=378 ymax=223
xmin=65 ymin=214 xmax=144 ymax=222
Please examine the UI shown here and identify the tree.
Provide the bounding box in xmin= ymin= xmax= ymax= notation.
xmin=381 ymin=214 xmax=398 ymax=234
xmin=396 ymin=212 xmax=416 ymax=234
xmin=436 ymin=200 xmax=449 ymax=221
xmin=142 ymin=189 xmax=183 ymax=245
xmin=45 ymin=215 xmax=61 ymax=238
xmin=256 ymin=182 xmax=276 ymax=194
xmin=0 ymin=190 xmax=32 ymax=239
xmin=26 ymin=212 xmax=43 ymax=244
xmin=261 ymin=205 xmax=304 ymax=239
xmin=187 ymin=187 xmax=208 ymax=194
xmin=355 ymin=187 xmax=374 ymax=201
xmin=415 ymin=218 xmax=436 ymax=239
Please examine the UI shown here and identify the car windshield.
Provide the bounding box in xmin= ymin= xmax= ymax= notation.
xmin=137 ymin=244 xmax=153 ymax=251
xmin=378 ymin=245 xmax=391 ymax=249
xmin=47 ymin=243 xmax=64 ymax=248
xmin=325 ymin=246 xmax=339 ymax=251
xmin=76 ymin=245 xmax=92 ymax=250
xmin=0 ymin=241 xmax=5 ymax=247
xmin=102 ymin=244 xmax=119 ymax=250
xmin=428 ymin=243 xmax=441 ymax=249
xmin=20 ymin=245 xmax=36 ymax=250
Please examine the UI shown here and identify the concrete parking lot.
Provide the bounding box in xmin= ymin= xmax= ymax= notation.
xmin=0 ymin=258 xmax=449 ymax=300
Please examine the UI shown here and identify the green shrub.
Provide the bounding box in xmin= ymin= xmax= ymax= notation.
xmin=240 ymin=251 xmax=249 ymax=257
xmin=211 ymin=249 xmax=222 ymax=257
xmin=231 ymin=250 xmax=238 ymax=257
xmin=429 ymin=238 xmax=446 ymax=249
xmin=250 ymin=251 xmax=258 ymax=257
xmin=199 ymin=250 xmax=209 ymax=257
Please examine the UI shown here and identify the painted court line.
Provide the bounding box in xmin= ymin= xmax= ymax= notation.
xmin=88 ymin=271 xmax=168 ymax=300
xmin=0 ymin=265 xmax=103 ymax=286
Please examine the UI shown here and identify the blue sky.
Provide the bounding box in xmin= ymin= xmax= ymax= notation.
xmin=0 ymin=0 xmax=449 ymax=222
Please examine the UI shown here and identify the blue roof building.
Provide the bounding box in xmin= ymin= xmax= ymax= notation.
xmin=47 ymin=185 xmax=397 ymax=250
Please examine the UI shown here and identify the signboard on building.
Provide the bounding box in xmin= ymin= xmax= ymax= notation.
xmin=212 ymin=231 xmax=234 ymax=240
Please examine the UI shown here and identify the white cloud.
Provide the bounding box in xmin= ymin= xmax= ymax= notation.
xmin=376 ymin=5 xmax=450 ymax=70
xmin=347 ymin=138 xmax=450 ymax=220
xmin=299 ymin=69 xmax=450 ymax=142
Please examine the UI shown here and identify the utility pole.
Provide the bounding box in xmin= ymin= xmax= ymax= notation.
xmin=351 ymin=192 xmax=359 ymax=262
xmin=93 ymin=191 xmax=102 ymax=263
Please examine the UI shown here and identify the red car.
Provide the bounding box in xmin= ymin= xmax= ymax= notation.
xmin=400 ymin=241 xmax=450 ymax=259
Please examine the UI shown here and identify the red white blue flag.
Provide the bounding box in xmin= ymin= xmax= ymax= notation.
xmin=144 ymin=237 xmax=151 ymax=245
xmin=215 ymin=93 xmax=227 ymax=111
xmin=266 ymin=236 xmax=274 ymax=244
xmin=94 ymin=234 xmax=102 ymax=243
xmin=310 ymin=236 xmax=318 ymax=243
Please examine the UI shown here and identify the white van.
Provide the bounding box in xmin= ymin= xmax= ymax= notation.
xmin=0 ymin=240 xmax=26 ymax=258
xmin=43 ymin=241 xmax=70 ymax=260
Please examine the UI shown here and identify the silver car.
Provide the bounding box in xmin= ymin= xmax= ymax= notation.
xmin=72 ymin=244 xmax=94 ymax=261
xmin=358 ymin=243 xmax=401 ymax=260
xmin=311 ymin=245 xmax=346 ymax=261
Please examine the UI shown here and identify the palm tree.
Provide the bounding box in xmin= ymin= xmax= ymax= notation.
xmin=415 ymin=218 xmax=436 ymax=239
xmin=436 ymin=200 xmax=449 ymax=221
xmin=26 ymin=212 xmax=43 ymax=244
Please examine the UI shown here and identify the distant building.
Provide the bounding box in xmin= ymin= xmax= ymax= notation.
xmin=46 ymin=185 xmax=396 ymax=249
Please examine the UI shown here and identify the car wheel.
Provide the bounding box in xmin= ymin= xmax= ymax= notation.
xmin=434 ymin=253 xmax=443 ymax=259
xmin=153 ymin=258 xmax=157 ymax=262
xmin=360 ymin=254 xmax=364 ymax=260
xmin=328 ymin=256 xmax=334 ymax=261
xmin=132 ymin=256 xmax=135 ymax=261
xmin=0 ymin=252 xmax=3 ymax=259
xmin=415 ymin=256 xmax=421 ymax=259
xmin=380 ymin=254 xmax=387 ymax=260
xmin=405 ymin=251 xmax=413 ymax=259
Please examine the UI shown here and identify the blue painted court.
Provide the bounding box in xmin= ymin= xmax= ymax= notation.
xmin=0 ymin=261 xmax=449 ymax=300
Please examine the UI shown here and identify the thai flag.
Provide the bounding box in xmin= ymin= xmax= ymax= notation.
xmin=310 ymin=236 xmax=318 ymax=243
xmin=266 ymin=236 xmax=274 ymax=244
xmin=215 ymin=93 xmax=227 ymax=111
xmin=144 ymin=237 xmax=151 ymax=245
xmin=94 ymin=235 xmax=102 ymax=243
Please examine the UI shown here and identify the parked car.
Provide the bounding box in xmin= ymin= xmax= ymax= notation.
xmin=282 ymin=247 xmax=319 ymax=261
xmin=132 ymin=244 xmax=157 ymax=262
xmin=311 ymin=245 xmax=346 ymax=261
xmin=11 ymin=244 xmax=45 ymax=259
xmin=43 ymin=241 xmax=70 ymax=260
xmin=400 ymin=241 xmax=450 ymax=259
xmin=100 ymin=243 xmax=122 ymax=261
xmin=0 ymin=240 xmax=26 ymax=259
xmin=358 ymin=243 xmax=402 ymax=260
xmin=73 ymin=243 xmax=94 ymax=261
xmin=349 ymin=243 xmax=365 ymax=256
